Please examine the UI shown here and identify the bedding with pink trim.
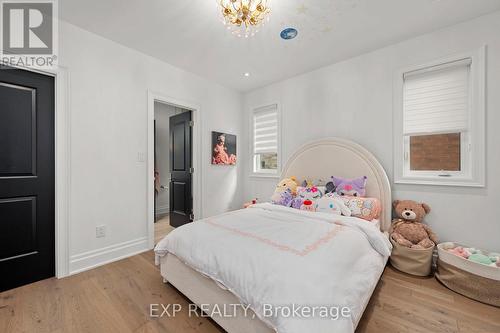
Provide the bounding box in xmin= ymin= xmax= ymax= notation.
xmin=155 ymin=203 xmax=391 ymax=333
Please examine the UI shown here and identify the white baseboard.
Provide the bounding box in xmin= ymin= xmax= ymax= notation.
xmin=69 ymin=237 xmax=149 ymax=275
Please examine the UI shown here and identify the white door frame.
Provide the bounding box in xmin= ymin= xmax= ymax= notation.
xmin=147 ymin=90 xmax=202 ymax=249
xmin=3 ymin=64 xmax=71 ymax=278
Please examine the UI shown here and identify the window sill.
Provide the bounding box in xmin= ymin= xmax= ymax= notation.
xmin=395 ymin=176 xmax=485 ymax=188
xmin=248 ymin=173 xmax=280 ymax=180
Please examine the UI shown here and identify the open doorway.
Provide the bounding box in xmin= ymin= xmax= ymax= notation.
xmin=153 ymin=101 xmax=193 ymax=244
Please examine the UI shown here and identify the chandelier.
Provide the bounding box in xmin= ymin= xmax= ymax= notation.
xmin=219 ymin=0 xmax=270 ymax=37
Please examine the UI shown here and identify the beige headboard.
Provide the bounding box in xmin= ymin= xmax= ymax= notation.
xmin=281 ymin=138 xmax=392 ymax=232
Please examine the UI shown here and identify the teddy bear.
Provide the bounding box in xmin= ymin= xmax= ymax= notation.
xmin=390 ymin=200 xmax=438 ymax=249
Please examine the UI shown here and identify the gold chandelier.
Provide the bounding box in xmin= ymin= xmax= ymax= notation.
xmin=219 ymin=0 xmax=270 ymax=37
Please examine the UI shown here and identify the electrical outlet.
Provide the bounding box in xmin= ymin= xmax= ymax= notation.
xmin=96 ymin=225 xmax=106 ymax=238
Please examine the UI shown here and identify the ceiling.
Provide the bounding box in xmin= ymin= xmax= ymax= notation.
xmin=60 ymin=0 xmax=500 ymax=92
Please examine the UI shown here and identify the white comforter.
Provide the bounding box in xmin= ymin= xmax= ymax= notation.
xmin=155 ymin=203 xmax=392 ymax=333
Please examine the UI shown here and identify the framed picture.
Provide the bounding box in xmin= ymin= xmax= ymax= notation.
xmin=212 ymin=131 xmax=237 ymax=165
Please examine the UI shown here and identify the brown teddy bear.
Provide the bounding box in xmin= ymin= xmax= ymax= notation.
xmin=391 ymin=200 xmax=438 ymax=249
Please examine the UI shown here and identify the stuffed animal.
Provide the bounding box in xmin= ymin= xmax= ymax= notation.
xmin=332 ymin=176 xmax=367 ymax=197
xmin=297 ymin=186 xmax=323 ymax=201
xmin=274 ymin=176 xmax=299 ymax=196
xmin=300 ymin=199 xmax=315 ymax=212
xmin=390 ymin=200 xmax=438 ymax=249
xmin=467 ymin=250 xmax=500 ymax=267
xmin=447 ymin=246 xmax=471 ymax=258
xmin=314 ymin=196 xmax=351 ymax=216
xmin=324 ymin=181 xmax=336 ymax=195
xmin=290 ymin=198 xmax=303 ymax=209
xmin=271 ymin=189 xmax=294 ymax=207
xmin=243 ymin=198 xmax=258 ymax=208
xmin=468 ymin=253 xmax=499 ymax=266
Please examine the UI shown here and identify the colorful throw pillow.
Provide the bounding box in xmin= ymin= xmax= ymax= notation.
xmin=332 ymin=176 xmax=368 ymax=197
xmin=334 ymin=195 xmax=381 ymax=221
xmin=314 ymin=196 xmax=351 ymax=216
xmin=300 ymin=178 xmax=327 ymax=188
xmin=296 ymin=186 xmax=323 ymax=202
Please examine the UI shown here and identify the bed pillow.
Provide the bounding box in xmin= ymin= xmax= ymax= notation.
xmin=334 ymin=195 xmax=381 ymax=221
xmin=332 ymin=176 xmax=368 ymax=197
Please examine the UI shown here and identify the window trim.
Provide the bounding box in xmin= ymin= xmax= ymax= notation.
xmin=393 ymin=46 xmax=486 ymax=187
xmin=249 ymin=102 xmax=281 ymax=178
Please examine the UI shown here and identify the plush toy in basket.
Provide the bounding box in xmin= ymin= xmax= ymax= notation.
xmin=391 ymin=200 xmax=437 ymax=249
xmin=389 ymin=200 xmax=437 ymax=276
xmin=437 ymin=242 xmax=500 ymax=306
xmin=446 ymin=245 xmax=500 ymax=267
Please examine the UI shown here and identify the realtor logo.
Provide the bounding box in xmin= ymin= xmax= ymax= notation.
xmin=1 ymin=0 xmax=58 ymax=68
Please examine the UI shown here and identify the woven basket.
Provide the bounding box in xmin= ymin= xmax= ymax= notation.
xmin=389 ymin=235 xmax=434 ymax=276
xmin=436 ymin=242 xmax=500 ymax=307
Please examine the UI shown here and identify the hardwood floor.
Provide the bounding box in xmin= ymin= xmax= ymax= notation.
xmin=357 ymin=266 xmax=500 ymax=333
xmin=155 ymin=215 xmax=174 ymax=244
xmin=1 ymin=252 xmax=499 ymax=333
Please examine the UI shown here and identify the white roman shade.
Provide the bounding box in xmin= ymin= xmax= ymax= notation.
xmin=253 ymin=104 xmax=278 ymax=154
xmin=403 ymin=58 xmax=471 ymax=136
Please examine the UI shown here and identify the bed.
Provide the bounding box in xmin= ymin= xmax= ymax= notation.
xmin=155 ymin=138 xmax=392 ymax=333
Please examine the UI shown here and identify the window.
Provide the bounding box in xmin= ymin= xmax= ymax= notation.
xmin=394 ymin=48 xmax=485 ymax=187
xmin=252 ymin=104 xmax=280 ymax=175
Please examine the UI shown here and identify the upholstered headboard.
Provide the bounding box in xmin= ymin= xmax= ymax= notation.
xmin=281 ymin=138 xmax=392 ymax=232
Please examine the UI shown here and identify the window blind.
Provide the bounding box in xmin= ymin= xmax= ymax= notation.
xmin=403 ymin=58 xmax=471 ymax=136
xmin=253 ymin=104 xmax=278 ymax=154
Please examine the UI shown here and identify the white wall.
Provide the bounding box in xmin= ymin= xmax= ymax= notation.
xmin=243 ymin=11 xmax=500 ymax=251
xmin=60 ymin=21 xmax=243 ymax=274
xmin=154 ymin=102 xmax=187 ymax=216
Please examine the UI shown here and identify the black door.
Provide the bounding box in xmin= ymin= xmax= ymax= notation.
xmin=0 ymin=66 xmax=55 ymax=291
xmin=169 ymin=112 xmax=192 ymax=228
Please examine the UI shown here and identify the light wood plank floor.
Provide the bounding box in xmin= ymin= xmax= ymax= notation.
xmin=1 ymin=253 xmax=499 ymax=332
xmin=155 ymin=215 xmax=174 ymax=244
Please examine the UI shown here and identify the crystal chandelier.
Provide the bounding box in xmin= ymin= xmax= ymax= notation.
xmin=219 ymin=0 xmax=270 ymax=38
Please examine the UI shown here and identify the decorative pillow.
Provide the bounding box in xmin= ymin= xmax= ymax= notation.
xmin=314 ymin=196 xmax=351 ymax=216
xmin=334 ymin=195 xmax=381 ymax=221
xmin=300 ymin=199 xmax=316 ymax=212
xmin=300 ymin=178 xmax=328 ymax=187
xmin=296 ymin=186 xmax=323 ymax=202
xmin=332 ymin=176 xmax=368 ymax=197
